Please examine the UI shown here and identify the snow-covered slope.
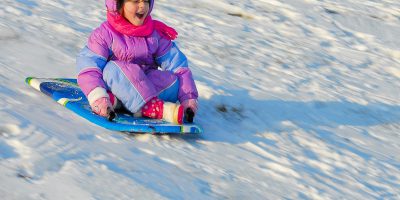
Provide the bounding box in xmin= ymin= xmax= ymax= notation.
xmin=1 ymin=0 xmax=400 ymax=199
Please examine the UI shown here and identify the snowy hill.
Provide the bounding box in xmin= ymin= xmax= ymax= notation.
xmin=1 ymin=0 xmax=400 ymax=199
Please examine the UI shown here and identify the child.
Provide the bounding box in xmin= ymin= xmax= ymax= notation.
xmin=76 ymin=0 xmax=198 ymax=124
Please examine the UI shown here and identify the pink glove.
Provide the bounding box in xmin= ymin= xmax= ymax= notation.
xmin=90 ymin=97 xmax=113 ymax=117
xmin=181 ymin=99 xmax=198 ymax=114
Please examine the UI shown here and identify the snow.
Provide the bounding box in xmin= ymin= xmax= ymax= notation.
xmin=1 ymin=0 xmax=400 ymax=199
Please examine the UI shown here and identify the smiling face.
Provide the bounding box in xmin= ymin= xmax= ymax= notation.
xmin=122 ymin=0 xmax=150 ymax=26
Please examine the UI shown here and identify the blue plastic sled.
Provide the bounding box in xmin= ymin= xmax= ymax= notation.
xmin=25 ymin=77 xmax=202 ymax=134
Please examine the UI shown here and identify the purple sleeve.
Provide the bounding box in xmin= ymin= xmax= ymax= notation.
xmin=76 ymin=24 xmax=111 ymax=97
xmin=175 ymin=68 xmax=199 ymax=102
xmin=77 ymin=68 xmax=107 ymax=97
xmin=155 ymin=38 xmax=198 ymax=102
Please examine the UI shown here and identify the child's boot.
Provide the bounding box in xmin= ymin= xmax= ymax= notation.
xmin=162 ymin=102 xmax=184 ymax=125
xmin=141 ymin=97 xmax=184 ymax=125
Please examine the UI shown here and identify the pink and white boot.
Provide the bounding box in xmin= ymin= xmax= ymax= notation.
xmin=141 ymin=97 xmax=184 ymax=125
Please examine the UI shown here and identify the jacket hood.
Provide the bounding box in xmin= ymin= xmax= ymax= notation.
xmin=105 ymin=0 xmax=154 ymax=15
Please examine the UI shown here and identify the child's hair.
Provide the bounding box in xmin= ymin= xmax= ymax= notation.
xmin=116 ymin=0 xmax=152 ymax=11
xmin=116 ymin=0 xmax=124 ymax=11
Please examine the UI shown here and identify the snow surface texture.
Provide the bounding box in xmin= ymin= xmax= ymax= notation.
xmin=1 ymin=0 xmax=400 ymax=199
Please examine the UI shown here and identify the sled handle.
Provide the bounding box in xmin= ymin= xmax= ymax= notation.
xmin=107 ymin=108 xmax=116 ymax=121
xmin=184 ymin=108 xmax=195 ymax=123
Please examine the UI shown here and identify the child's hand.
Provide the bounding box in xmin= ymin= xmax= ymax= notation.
xmin=90 ymin=97 xmax=113 ymax=117
xmin=181 ymin=99 xmax=198 ymax=114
